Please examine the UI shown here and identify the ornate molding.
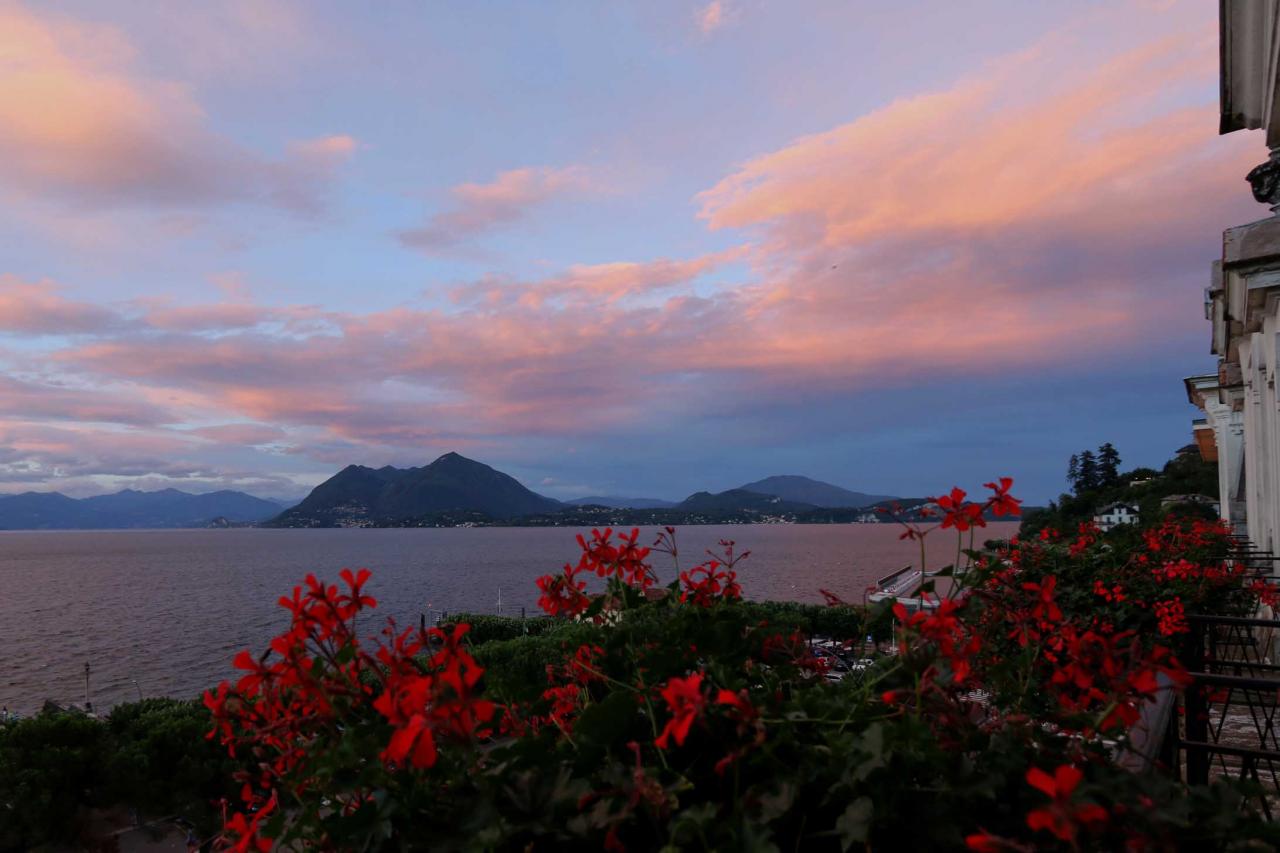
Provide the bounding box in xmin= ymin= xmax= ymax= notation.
xmin=1247 ymin=157 xmax=1280 ymax=208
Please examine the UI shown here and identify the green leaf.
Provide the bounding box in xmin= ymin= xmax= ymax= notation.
xmin=755 ymin=781 xmax=796 ymax=822
xmin=850 ymin=723 xmax=886 ymax=782
xmin=334 ymin=642 xmax=356 ymax=665
xmin=739 ymin=821 xmax=782 ymax=853
xmin=571 ymin=691 xmax=639 ymax=764
xmin=669 ymin=801 xmax=719 ymax=841
xmin=835 ymin=797 xmax=873 ymax=850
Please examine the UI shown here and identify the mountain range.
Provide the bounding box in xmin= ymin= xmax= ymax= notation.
xmin=0 ymin=454 xmax=903 ymax=530
xmin=673 ymin=488 xmax=818 ymax=514
xmin=270 ymin=452 xmax=561 ymax=526
xmin=565 ymin=496 xmax=677 ymax=509
xmin=0 ymin=488 xmax=282 ymax=530
xmin=269 ymin=455 xmax=900 ymax=527
xmin=736 ymin=475 xmax=896 ymax=509
xmin=565 ymin=477 xmax=894 ymax=512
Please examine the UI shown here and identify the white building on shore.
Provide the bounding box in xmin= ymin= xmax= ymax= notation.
xmin=1187 ymin=2 xmax=1280 ymax=550
xmin=1093 ymin=503 xmax=1139 ymax=533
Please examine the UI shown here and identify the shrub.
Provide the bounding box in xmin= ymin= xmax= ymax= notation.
xmin=0 ymin=711 xmax=105 ymax=848
xmin=472 ymin=623 xmax=603 ymax=703
xmin=103 ymin=698 xmax=240 ymax=827
xmin=439 ymin=612 xmax=564 ymax=644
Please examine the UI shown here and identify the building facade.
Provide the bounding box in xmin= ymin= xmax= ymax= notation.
xmin=1187 ymin=2 xmax=1280 ymax=549
xmin=1094 ymin=503 xmax=1139 ymax=533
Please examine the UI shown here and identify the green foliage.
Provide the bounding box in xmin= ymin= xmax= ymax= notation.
xmin=466 ymin=600 xmax=889 ymax=705
xmin=455 ymin=601 xmax=887 ymax=648
xmin=735 ymin=599 xmax=892 ymax=642
xmin=1065 ymin=444 xmax=1120 ymax=495
xmin=1098 ymin=442 xmax=1121 ymax=488
xmin=0 ymin=711 xmax=105 ymax=848
xmin=441 ymin=612 xmax=564 ymax=644
xmin=103 ymin=698 xmax=239 ymax=825
xmin=1025 ymin=444 xmax=1220 ymax=537
xmin=472 ymin=623 xmax=603 ymax=703
xmin=0 ymin=700 xmax=240 ymax=850
xmin=408 ymin=560 xmax=1274 ymax=850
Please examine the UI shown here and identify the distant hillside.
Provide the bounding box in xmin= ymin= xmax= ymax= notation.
xmin=0 ymin=488 xmax=281 ymax=530
xmin=271 ymin=452 xmax=561 ymax=527
xmin=566 ymin=496 xmax=677 ymax=509
xmin=675 ymin=488 xmax=818 ymax=514
xmin=738 ymin=475 xmax=896 ymax=509
xmin=825 ymin=496 xmax=1038 ymax=526
xmin=1020 ymin=445 xmax=1219 ymax=536
xmin=0 ymin=492 xmax=91 ymax=529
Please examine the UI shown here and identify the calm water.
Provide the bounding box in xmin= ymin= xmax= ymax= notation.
xmin=0 ymin=523 xmax=1016 ymax=714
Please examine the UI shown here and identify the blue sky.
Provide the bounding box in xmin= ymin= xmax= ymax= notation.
xmin=0 ymin=0 xmax=1264 ymax=504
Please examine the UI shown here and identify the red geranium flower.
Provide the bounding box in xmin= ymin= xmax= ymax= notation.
xmin=338 ymin=567 xmax=377 ymax=613
xmin=937 ymin=487 xmax=986 ymax=531
xmin=983 ymin=477 xmax=1021 ymax=517
xmin=655 ymin=672 xmax=707 ymax=749
xmin=1025 ymin=765 xmax=1108 ymax=841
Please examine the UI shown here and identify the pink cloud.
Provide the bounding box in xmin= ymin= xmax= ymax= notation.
xmin=290 ymin=134 xmax=359 ymax=161
xmin=453 ymin=248 xmax=745 ymax=308
xmin=190 ymin=423 xmax=289 ymax=445
xmin=128 ymin=0 xmax=315 ymax=82
xmin=1 ymin=4 xmax=1266 ymax=484
xmin=0 ymin=277 xmax=123 ymax=334
xmin=699 ymin=31 xmax=1228 ymax=243
xmin=0 ymin=418 xmax=306 ymax=496
xmin=209 ymin=272 xmax=252 ymax=301
xmin=136 ymin=300 xmax=268 ymax=332
xmin=0 ymin=374 xmax=172 ymax=426
xmin=0 ymin=3 xmax=353 ymax=215
xmin=398 ymin=166 xmax=595 ymax=253
xmin=697 ymin=1 xmax=731 ymax=34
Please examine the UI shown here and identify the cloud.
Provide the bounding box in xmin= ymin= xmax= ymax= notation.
xmin=700 ymin=35 xmax=1216 ymax=241
xmin=697 ymin=1 xmax=731 ymax=34
xmin=0 ymin=277 xmax=124 ymax=334
xmin=209 ymin=272 xmax=252 ymax=301
xmin=0 ymin=3 xmax=354 ymax=215
xmin=0 ymin=4 xmax=1264 ymax=494
xmin=122 ymin=0 xmax=315 ymax=82
xmin=0 ymin=374 xmax=172 ymax=426
xmin=398 ymin=166 xmax=594 ymax=253
xmin=452 ymin=249 xmax=745 ymax=308
xmin=0 ymin=417 xmax=310 ymax=496
xmin=290 ymin=134 xmax=359 ymax=161
xmin=135 ymin=300 xmax=269 ymax=332
xmin=190 ymin=423 xmax=289 ymax=446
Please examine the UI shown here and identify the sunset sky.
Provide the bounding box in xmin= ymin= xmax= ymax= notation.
xmin=0 ymin=0 xmax=1266 ymax=504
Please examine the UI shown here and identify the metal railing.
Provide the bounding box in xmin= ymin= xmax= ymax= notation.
xmin=1163 ymin=612 xmax=1280 ymax=818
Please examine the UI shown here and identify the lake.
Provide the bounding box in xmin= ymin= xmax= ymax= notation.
xmin=0 ymin=523 xmax=1017 ymax=714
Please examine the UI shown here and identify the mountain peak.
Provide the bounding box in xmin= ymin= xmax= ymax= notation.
xmin=0 ymin=488 xmax=280 ymax=530
xmin=432 ymin=451 xmax=470 ymax=465
xmin=275 ymin=453 xmax=559 ymax=525
xmin=676 ymin=488 xmax=817 ymax=514
xmin=737 ymin=475 xmax=896 ymax=509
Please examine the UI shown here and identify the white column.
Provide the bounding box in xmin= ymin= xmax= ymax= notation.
xmin=1206 ymin=397 xmax=1246 ymax=527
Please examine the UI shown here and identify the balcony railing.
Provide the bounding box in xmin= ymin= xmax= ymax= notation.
xmin=1155 ymin=534 xmax=1280 ymax=819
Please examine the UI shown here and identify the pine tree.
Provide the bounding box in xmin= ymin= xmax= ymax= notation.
xmin=1097 ymin=443 xmax=1121 ymax=488
xmin=1067 ymin=454 xmax=1080 ymax=492
xmin=1078 ymin=450 xmax=1099 ymax=492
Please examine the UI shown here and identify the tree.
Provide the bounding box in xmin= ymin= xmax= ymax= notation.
xmin=1077 ymin=450 xmax=1099 ymax=492
xmin=0 ymin=712 xmax=105 ymax=848
xmin=1067 ymin=454 xmax=1080 ymax=492
xmin=1098 ymin=443 xmax=1121 ymax=488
